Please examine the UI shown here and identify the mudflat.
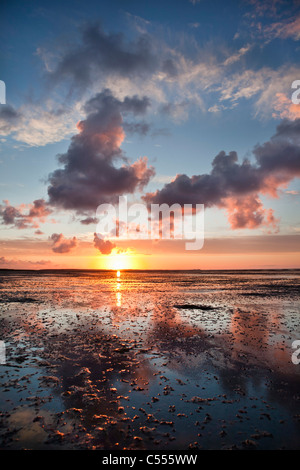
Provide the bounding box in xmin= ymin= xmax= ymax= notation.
xmin=0 ymin=269 xmax=299 ymax=450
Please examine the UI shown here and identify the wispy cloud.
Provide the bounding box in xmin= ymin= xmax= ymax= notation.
xmin=0 ymin=256 xmax=53 ymax=269
xmin=2 ymin=20 xmax=300 ymax=149
xmin=264 ymin=14 xmax=300 ymax=41
xmin=0 ymin=101 xmax=79 ymax=147
xmin=223 ymin=45 xmax=252 ymax=66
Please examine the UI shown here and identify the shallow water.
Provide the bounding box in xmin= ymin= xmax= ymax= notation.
xmin=0 ymin=269 xmax=299 ymax=449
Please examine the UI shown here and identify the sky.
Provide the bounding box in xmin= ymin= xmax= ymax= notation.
xmin=0 ymin=0 xmax=300 ymax=270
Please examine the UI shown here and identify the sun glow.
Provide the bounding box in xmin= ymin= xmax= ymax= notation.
xmin=102 ymin=250 xmax=136 ymax=271
xmin=92 ymin=247 xmax=147 ymax=271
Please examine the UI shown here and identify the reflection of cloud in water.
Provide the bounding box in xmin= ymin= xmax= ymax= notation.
xmin=7 ymin=407 xmax=51 ymax=449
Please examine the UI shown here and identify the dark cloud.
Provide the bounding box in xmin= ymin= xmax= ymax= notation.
xmin=123 ymin=121 xmax=150 ymax=136
xmin=84 ymin=92 xmax=150 ymax=116
xmin=121 ymin=95 xmax=151 ymax=115
xmin=0 ymin=199 xmax=52 ymax=229
xmin=160 ymin=101 xmax=189 ymax=120
xmin=93 ymin=232 xmax=115 ymax=255
xmin=0 ymin=104 xmax=20 ymax=121
xmin=254 ymin=121 xmax=300 ymax=176
xmin=273 ymin=118 xmax=300 ymax=140
xmin=50 ymin=23 xmax=157 ymax=89
xmin=47 ymin=89 xmax=155 ymax=212
xmin=0 ymin=203 xmax=20 ymax=225
xmin=0 ymin=104 xmax=21 ymax=134
xmin=144 ymin=119 xmax=300 ymax=230
xmin=80 ymin=217 xmax=98 ymax=225
xmin=50 ymin=233 xmax=77 ymax=253
xmin=144 ymin=151 xmax=261 ymax=207
xmin=162 ymin=58 xmax=178 ymax=77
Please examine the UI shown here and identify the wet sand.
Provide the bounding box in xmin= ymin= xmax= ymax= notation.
xmin=0 ymin=269 xmax=300 ymax=450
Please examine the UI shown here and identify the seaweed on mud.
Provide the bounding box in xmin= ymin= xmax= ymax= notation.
xmin=173 ymin=304 xmax=218 ymax=310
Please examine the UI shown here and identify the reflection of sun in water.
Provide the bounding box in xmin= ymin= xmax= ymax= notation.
xmin=116 ymin=290 xmax=122 ymax=307
xmin=116 ymin=270 xmax=121 ymax=306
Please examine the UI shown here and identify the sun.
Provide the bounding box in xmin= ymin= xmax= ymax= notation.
xmin=102 ymin=250 xmax=136 ymax=271
xmin=93 ymin=247 xmax=144 ymax=270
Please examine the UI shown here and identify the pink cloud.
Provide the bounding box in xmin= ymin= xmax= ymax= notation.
xmin=265 ymin=15 xmax=300 ymax=41
xmin=0 ymin=199 xmax=52 ymax=229
xmin=50 ymin=233 xmax=77 ymax=253
xmin=225 ymin=194 xmax=279 ymax=231
xmin=93 ymin=232 xmax=115 ymax=255
xmin=0 ymin=256 xmax=53 ymax=269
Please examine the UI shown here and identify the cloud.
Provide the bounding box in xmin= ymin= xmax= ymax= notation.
xmin=45 ymin=20 xmax=293 ymax=119
xmin=0 ymin=102 xmax=79 ymax=147
xmin=152 ymin=174 xmax=176 ymax=184
xmin=225 ymin=194 xmax=279 ymax=230
xmin=144 ymin=118 xmax=300 ymax=230
xmin=0 ymin=256 xmax=11 ymax=266
xmin=264 ymin=15 xmax=300 ymax=41
xmin=39 ymin=22 xmax=220 ymax=120
xmin=217 ymin=66 xmax=300 ymax=118
xmin=245 ymin=0 xmax=285 ymax=20
xmin=93 ymin=232 xmax=115 ymax=255
xmin=0 ymin=256 xmax=53 ymax=269
xmin=272 ymin=92 xmax=300 ymax=120
xmin=3 ymin=21 xmax=298 ymax=150
xmin=0 ymin=105 xmax=21 ymax=136
xmin=0 ymin=199 xmax=52 ymax=229
xmin=50 ymin=233 xmax=77 ymax=253
xmin=253 ymin=119 xmax=300 ymax=186
xmin=80 ymin=216 xmax=98 ymax=225
xmin=47 ymin=89 xmax=155 ymax=212
xmin=49 ymin=23 xmax=157 ymax=90
xmin=223 ymin=45 xmax=252 ymax=67
xmin=285 ymin=190 xmax=299 ymax=195
xmin=160 ymin=101 xmax=190 ymax=122
xmin=123 ymin=121 xmax=151 ymax=135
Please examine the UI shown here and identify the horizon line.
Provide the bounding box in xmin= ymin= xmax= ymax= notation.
xmin=1 ymin=267 xmax=300 ymax=272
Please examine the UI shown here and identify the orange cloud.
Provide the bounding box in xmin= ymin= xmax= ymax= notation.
xmin=272 ymin=93 xmax=300 ymax=121
xmin=225 ymin=194 xmax=279 ymax=231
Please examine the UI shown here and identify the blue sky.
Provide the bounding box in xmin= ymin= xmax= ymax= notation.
xmin=1 ymin=0 xmax=300 ymax=268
